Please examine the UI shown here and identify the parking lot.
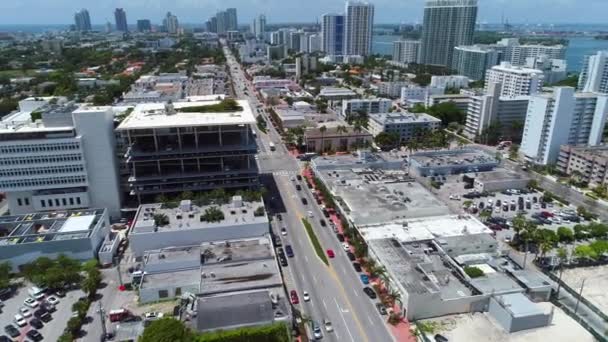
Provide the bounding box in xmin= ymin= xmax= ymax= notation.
xmin=1 ymin=282 xmax=84 ymax=341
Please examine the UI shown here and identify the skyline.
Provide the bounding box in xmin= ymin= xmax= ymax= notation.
xmin=0 ymin=0 xmax=607 ymax=26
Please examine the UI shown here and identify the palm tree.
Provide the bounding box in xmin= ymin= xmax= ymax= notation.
xmin=512 ymin=214 xmax=527 ymax=241
xmin=387 ymin=289 xmax=402 ymax=308
xmin=521 ymin=221 xmax=538 ymax=269
xmin=319 ymin=125 xmax=327 ymax=153
xmin=555 ymin=247 xmax=569 ymax=299
xmin=336 ymin=125 xmax=348 ymax=134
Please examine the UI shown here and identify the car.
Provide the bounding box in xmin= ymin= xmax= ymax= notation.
xmin=0 ymin=336 xmax=12 ymax=342
xmin=281 ymin=228 xmax=287 ymax=236
xmin=336 ymin=233 xmax=345 ymax=242
xmin=363 ymin=287 xmax=377 ymax=299
xmin=434 ymin=333 xmax=449 ymax=342
xmin=323 ymin=319 xmax=333 ymax=332
xmin=353 ymin=262 xmax=362 ymax=272
xmin=29 ymin=318 xmax=43 ymax=329
xmin=360 ymin=274 xmax=369 ymax=285
xmin=319 ymin=219 xmax=327 ymax=227
xmin=144 ymin=312 xmax=164 ymax=320
xmin=303 ymin=291 xmax=310 ymax=302
xmin=297 ymin=175 xmax=302 ymax=181
xmin=24 ymin=297 xmax=39 ymax=308
xmin=301 ymin=198 xmax=308 ymax=205
xmin=4 ymin=325 xmax=19 ymax=338
xmin=322 ymin=209 xmax=330 ymax=218
xmin=14 ymin=314 xmax=27 ymax=327
xmin=290 ymin=290 xmax=299 ymax=304
xmin=312 ymin=321 xmax=323 ymax=340
xmin=326 ymin=249 xmax=335 ymax=258
xmin=376 ymin=303 xmax=388 ymax=315
xmin=307 ymin=211 xmax=314 ymax=218
xmin=19 ymin=307 xmax=32 ymax=318
xmin=41 ymin=302 xmax=55 ymax=313
xmin=46 ymin=295 xmax=59 ymax=306
xmin=342 ymin=243 xmax=350 ymax=251
xmin=26 ymin=329 xmax=42 ymax=342
xmin=295 ymin=184 xmax=302 ymax=191
xmin=276 ymin=214 xmax=282 ymax=221
xmin=54 ymin=290 xmax=66 ymax=298
xmin=279 ymin=256 xmax=288 ymax=267
xmin=285 ymin=245 xmax=294 ymax=258
xmin=346 ymin=251 xmax=356 ymax=261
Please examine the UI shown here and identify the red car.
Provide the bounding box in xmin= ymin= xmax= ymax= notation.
xmin=290 ymin=290 xmax=299 ymax=304
xmin=326 ymin=249 xmax=335 ymax=258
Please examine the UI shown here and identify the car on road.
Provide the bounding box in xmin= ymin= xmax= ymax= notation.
xmin=326 ymin=249 xmax=335 ymax=258
xmin=4 ymin=325 xmax=19 ymax=338
xmin=285 ymin=245 xmax=294 ymax=258
xmin=297 ymin=175 xmax=302 ymax=181
xmin=281 ymin=228 xmax=287 ymax=236
xmin=19 ymin=307 xmax=32 ymax=317
xmin=46 ymin=295 xmax=59 ymax=306
xmin=336 ymin=233 xmax=345 ymax=242
xmin=312 ymin=321 xmax=323 ymax=340
xmin=301 ymin=198 xmax=308 ymax=205
xmin=342 ymin=243 xmax=350 ymax=251
xmin=24 ymin=297 xmax=39 ymax=308
xmin=360 ymin=274 xmax=369 ymax=285
xmin=319 ymin=219 xmax=326 ymax=227
xmin=26 ymin=329 xmax=43 ymax=341
xmin=290 ymin=290 xmax=299 ymax=304
xmin=307 ymin=211 xmax=314 ymax=218
xmin=296 ymin=184 xmax=302 ymax=191
xmin=363 ymin=287 xmax=377 ymax=299
xmin=277 ymin=214 xmax=282 ymax=221
xmin=376 ymin=303 xmax=388 ymax=315
xmin=346 ymin=251 xmax=356 ymax=261
xmin=434 ymin=333 xmax=449 ymax=342
xmin=14 ymin=314 xmax=27 ymax=327
xmin=303 ymin=291 xmax=310 ymax=302
xmin=29 ymin=318 xmax=43 ymax=329
xmin=353 ymin=262 xmax=362 ymax=272
xmin=323 ymin=319 xmax=333 ymax=332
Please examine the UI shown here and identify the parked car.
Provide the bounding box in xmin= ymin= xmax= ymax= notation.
xmin=13 ymin=314 xmax=27 ymax=327
xmin=326 ymin=249 xmax=335 ymax=258
xmin=29 ymin=318 xmax=43 ymax=329
xmin=336 ymin=233 xmax=345 ymax=242
xmin=281 ymin=228 xmax=287 ymax=236
xmin=312 ymin=321 xmax=323 ymax=340
xmin=19 ymin=307 xmax=32 ymax=318
xmin=296 ymin=184 xmax=302 ymax=191
xmin=360 ymin=274 xmax=369 ymax=285
xmin=376 ymin=303 xmax=388 ymax=315
xmin=3 ymin=325 xmax=19 ymax=338
xmin=346 ymin=251 xmax=356 ymax=261
xmin=46 ymin=295 xmax=59 ymax=306
xmin=342 ymin=243 xmax=350 ymax=251
xmin=363 ymin=287 xmax=377 ymax=299
xmin=24 ymin=297 xmax=39 ymax=308
xmin=290 ymin=290 xmax=299 ymax=304
xmin=353 ymin=263 xmax=362 ymax=272
xmin=26 ymin=329 xmax=43 ymax=342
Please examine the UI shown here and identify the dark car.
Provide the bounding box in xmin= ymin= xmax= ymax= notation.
xmin=301 ymin=198 xmax=308 ymax=205
xmin=34 ymin=309 xmax=51 ymax=323
xmin=320 ymin=219 xmax=326 ymax=227
xmin=279 ymin=256 xmax=288 ymax=267
xmin=337 ymin=233 xmax=345 ymax=242
xmin=353 ymin=263 xmax=362 ymax=272
xmin=323 ymin=209 xmax=330 ymax=218
xmin=277 ymin=214 xmax=282 ymax=221
xmin=376 ymin=303 xmax=388 ymax=315
xmin=295 ymin=184 xmax=302 ymax=191
xmin=434 ymin=334 xmax=449 ymax=342
xmin=26 ymin=329 xmax=43 ymax=341
xmin=296 ymin=175 xmax=302 ymax=181
xmin=363 ymin=287 xmax=377 ymax=299
xmin=0 ymin=336 xmax=13 ymax=342
xmin=307 ymin=182 xmax=313 ymax=189
xmin=54 ymin=290 xmax=66 ymax=298
xmin=29 ymin=318 xmax=43 ymax=329
xmin=4 ymin=325 xmax=19 ymax=338
xmin=285 ymin=245 xmax=294 ymax=258
xmin=346 ymin=252 xmax=356 ymax=261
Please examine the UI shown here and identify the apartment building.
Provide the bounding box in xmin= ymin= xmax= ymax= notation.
xmin=557 ymin=145 xmax=608 ymax=187
xmin=116 ymin=99 xmax=258 ymax=203
xmin=377 ymin=82 xmax=409 ymax=98
xmin=452 ymin=45 xmax=500 ymax=81
xmin=368 ymin=112 xmax=442 ymax=142
xmin=485 ymin=62 xmax=544 ymax=98
xmin=341 ymin=98 xmax=392 ymax=120
xmin=578 ymin=50 xmax=608 ymax=94
xmin=392 ymin=40 xmax=420 ymax=64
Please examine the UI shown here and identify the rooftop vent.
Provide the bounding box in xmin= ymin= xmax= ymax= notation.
xmin=232 ymin=195 xmax=243 ymax=208
xmin=179 ymin=200 xmax=192 ymax=212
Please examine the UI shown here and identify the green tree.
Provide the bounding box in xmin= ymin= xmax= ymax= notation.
xmin=573 ymin=244 xmax=598 ymax=261
xmin=374 ymin=132 xmax=400 ymax=150
xmin=0 ymin=261 xmax=11 ymax=289
xmin=140 ymin=318 xmax=193 ymax=342
xmin=464 ymin=266 xmax=484 ymax=278
xmin=200 ymin=207 xmax=225 ymax=223
xmin=556 ymin=227 xmax=575 ymax=244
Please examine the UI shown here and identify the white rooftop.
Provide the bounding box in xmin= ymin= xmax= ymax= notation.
xmin=360 ymin=215 xmax=492 ymax=242
xmin=116 ymin=99 xmax=255 ymax=130
xmin=59 ymin=215 xmax=96 ymax=233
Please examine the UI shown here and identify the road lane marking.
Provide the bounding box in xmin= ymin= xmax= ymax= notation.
xmin=335 ymin=299 xmax=355 ymax=342
xmin=323 ymin=299 xmax=327 ymax=309
xmin=313 ymin=275 xmax=318 ymax=284
xmin=352 ymin=289 xmax=359 ymax=297
xmin=367 ymin=314 xmax=375 ymax=325
xmin=305 ymin=255 xmax=309 ymax=263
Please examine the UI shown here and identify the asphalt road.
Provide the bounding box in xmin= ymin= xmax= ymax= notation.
xmin=223 ymin=41 xmax=395 ymax=342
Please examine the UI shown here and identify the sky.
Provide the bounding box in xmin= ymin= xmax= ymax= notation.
xmin=0 ymin=0 xmax=606 ymax=26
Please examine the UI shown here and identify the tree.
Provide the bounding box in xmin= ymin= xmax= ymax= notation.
xmin=556 ymin=227 xmax=575 ymax=244
xmin=374 ymin=132 xmax=400 ymax=150
xmin=140 ymin=318 xmax=193 ymax=342
xmin=81 ymin=260 xmax=101 ymax=299
xmin=573 ymin=244 xmax=598 ymax=261
xmin=0 ymin=261 xmax=11 ymax=289
xmin=153 ymin=213 xmax=170 ymax=227
xmin=200 ymin=207 xmax=225 ymax=223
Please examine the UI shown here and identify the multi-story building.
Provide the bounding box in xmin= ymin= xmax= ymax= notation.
xmin=226 ymin=8 xmax=238 ymax=31
xmin=137 ymin=19 xmax=152 ymax=33
xmin=401 ymin=85 xmax=445 ymax=106
xmin=318 ymin=87 xmax=358 ymax=102
xmin=308 ymin=34 xmax=322 ymax=53
xmin=430 ymin=75 xmax=469 ymax=89
xmin=419 ymin=0 xmax=478 ymax=67
xmin=344 ymin=1 xmax=374 ymax=56
xmin=485 ymin=62 xmax=544 ymax=98
xmin=252 ymin=14 xmax=266 ymax=40
xmin=557 ymin=145 xmax=608 ymax=187
xmin=392 ymin=40 xmax=420 ymax=64
xmin=304 ymin=124 xmax=373 ymax=153
xmin=116 ymin=99 xmax=259 ymax=203
xmin=74 ymin=9 xmax=92 ymax=32
xmin=322 ymin=13 xmax=345 ymax=55
xmin=0 ymin=103 xmax=122 ymax=217
xmin=578 ymin=50 xmax=608 ymax=94
xmin=524 ymin=56 xmax=567 ymax=85
xmin=114 ymin=8 xmax=128 ymax=32
xmin=464 ymin=82 xmax=530 ymax=141
xmin=452 ymin=45 xmax=500 ymax=81
xmin=377 ymin=81 xmax=410 ymax=98
xmin=295 ymin=55 xmax=318 ymax=80
xmin=495 ymin=38 xmax=567 ymax=66
xmin=341 ymin=98 xmax=392 ymax=120
xmin=521 ymin=87 xmax=608 ymax=165
xmin=163 ymin=12 xmax=179 ymax=34
xmin=368 ymin=112 xmax=442 ymax=142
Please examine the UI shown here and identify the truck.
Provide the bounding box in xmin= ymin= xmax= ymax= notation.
xmin=28 ymin=286 xmax=46 ymax=300
xmin=109 ymin=309 xmax=131 ymax=322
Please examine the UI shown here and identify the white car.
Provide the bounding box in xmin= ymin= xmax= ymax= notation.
xmin=19 ymin=307 xmax=32 ymax=318
xmin=14 ymin=314 xmax=27 ymax=327
xmin=342 ymin=243 xmax=350 ymax=251
xmin=281 ymin=228 xmax=288 ymax=236
xmin=144 ymin=312 xmax=164 ymax=320
xmin=46 ymin=295 xmax=60 ymax=306
xmin=324 ymin=319 xmax=334 ymax=332
xmin=24 ymin=297 xmax=39 ymax=308
xmin=303 ymin=291 xmax=310 ymax=302
xmin=308 ymin=211 xmax=314 ymax=218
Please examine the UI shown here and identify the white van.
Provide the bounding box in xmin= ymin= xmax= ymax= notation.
xmin=28 ymin=286 xmax=46 ymax=300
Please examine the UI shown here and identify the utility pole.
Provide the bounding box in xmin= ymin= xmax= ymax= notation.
xmin=574 ymin=278 xmax=586 ymax=315
xmin=98 ymin=302 xmax=107 ymax=338
xmin=115 ymin=256 xmax=123 ymax=287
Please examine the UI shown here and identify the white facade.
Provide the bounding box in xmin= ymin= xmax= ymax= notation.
xmin=377 ymin=82 xmax=409 ymax=98
xmin=521 ymin=87 xmax=608 ymax=165
xmin=524 ymin=56 xmax=567 ymax=85
xmin=400 ymin=85 xmax=445 ymax=105
xmin=452 ymin=45 xmax=500 ymax=81
xmin=578 ymin=50 xmax=608 ymax=94
xmin=341 ymin=98 xmax=392 ymax=119
xmin=308 ymin=34 xmax=322 ymax=53
xmin=495 ymin=38 xmax=567 ymax=66
xmin=430 ymin=75 xmax=470 ymax=89
xmin=392 ymin=40 xmax=420 ymax=64
xmin=344 ymin=1 xmax=374 ymax=56
xmin=368 ymin=112 xmax=442 ymax=142
xmin=485 ymin=62 xmax=544 ymax=98
xmin=252 ymin=14 xmax=266 ymax=40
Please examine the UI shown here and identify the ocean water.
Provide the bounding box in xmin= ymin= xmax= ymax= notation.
xmin=372 ymin=35 xmax=608 ymax=72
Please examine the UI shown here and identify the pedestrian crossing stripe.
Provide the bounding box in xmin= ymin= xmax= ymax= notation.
xmin=272 ymin=171 xmax=299 ymax=176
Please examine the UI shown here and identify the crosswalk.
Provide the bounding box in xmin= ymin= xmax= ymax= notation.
xmin=271 ymin=170 xmax=299 ymax=177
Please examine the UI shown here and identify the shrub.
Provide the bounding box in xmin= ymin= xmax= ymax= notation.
xmin=464 ymin=266 xmax=484 ymax=278
xmin=200 ymin=207 xmax=225 ymax=223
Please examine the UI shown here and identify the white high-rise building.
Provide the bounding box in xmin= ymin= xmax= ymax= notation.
xmin=495 ymin=38 xmax=567 ymax=66
xmin=521 ymin=87 xmax=608 ymax=165
xmin=344 ymin=1 xmax=374 ymax=56
xmin=0 ymin=103 xmax=122 ymax=218
xmin=322 ymin=13 xmax=345 ymax=55
xmin=308 ymin=34 xmax=322 ymax=53
xmin=452 ymin=45 xmax=500 ymax=81
xmin=524 ymin=56 xmax=567 ymax=85
xmin=252 ymin=14 xmax=266 ymax=40
xmin=164 ymin=12 xmax=179 ymax=34
xmin=578 ymin=50 xmax=608 ymax=94
xmin=485 ymin=62 xmax=544 ymax=98
xmin=392 ymin=40 xmax=420 ymax=64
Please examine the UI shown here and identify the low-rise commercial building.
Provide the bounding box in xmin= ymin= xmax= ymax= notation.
xmin=430 ymin=75 xmax=470 ymax=89
xmin=304 ymin=123 xmax=373 ymax=153
xmin=473 ymin=170 xmax=531 ymax=192
xmin=0 ymin=208 xmax=110 ymax=271
xmin=400 ymin=85 xmax=445 ymax=106
xmin=410 ymin=149 xmax=499 ymax=176
xmin=318 ymin=87 xmax=358 ymax=102
xmin=368 ymin=112 xmax=442 ymax=143
xmin=377 ymin=82 xmax=409 ymax=98
xmin=557 ymin=145 xmax=608 ymax=187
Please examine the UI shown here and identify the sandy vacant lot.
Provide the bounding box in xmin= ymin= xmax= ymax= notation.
xmin=422 ymin=302 xmax=595 ymax=342
xmin=560 ymin=264 xmax=608 ymax=314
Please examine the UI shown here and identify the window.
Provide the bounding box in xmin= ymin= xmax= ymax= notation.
xmin=69 ymin=198 xmax=74 ymax=205
xmin=25 ymin=198 xmax=29 ymax=206
xmin=17 ymin=198 xmax=22 ymax=206
xmin=55 ymin=199 xmax=60 ymax=206
xmin=48 ymin=199 xmax=53 ymax=207
xmin=158 ymin=290 xmax=169 ymax=298
xmin=40 ymin=200 xmax=46 ymax=208
xmin=76 ymin=197 xmax=81 ymax=205
xmin=62 ymin=198 xmax=67 ymax=206
xmin=175 ymin=287 xmax=182 ymax=296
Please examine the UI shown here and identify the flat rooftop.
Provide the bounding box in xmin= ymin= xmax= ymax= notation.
xmin=360 ymin=215 xmax=491 ymax=242
xmin=312 ymin=151 xmax=407 ymax=170
xmin=369 ymin=238 xmax=473 ymax=298
xmin=411 ymin=149 xmax=498 ymax=168
xmin=474 ymin=170 xmax=531 ymax=183
xmin=320 ymin=168 xmax=450 ymax=226
xmin=0 ymin=209 xmax=105 ymax=245
xmin=370 ymin=112 xmax=441 ymax=125
xmin=493 ymin=292 xmax=549 ymax=318
xmin=116 ymin=99 xmax=255 ymax=130
xmin=131 ymin=198 xmax=268 ymax=234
